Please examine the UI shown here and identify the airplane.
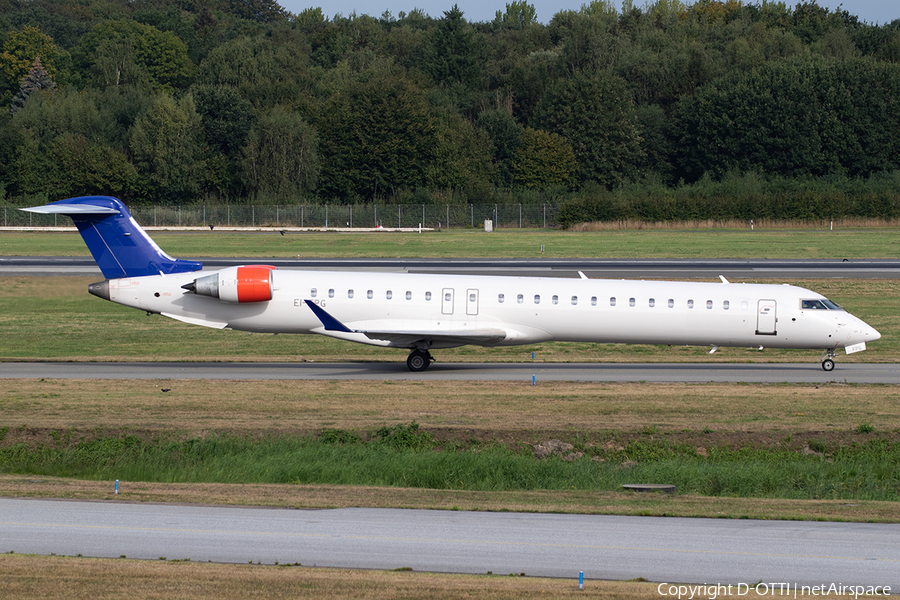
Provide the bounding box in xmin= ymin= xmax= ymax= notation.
xmin=23 ymin=196 xmax=881 ymax=372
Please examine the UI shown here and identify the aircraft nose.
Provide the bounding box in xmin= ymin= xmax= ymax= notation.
xmin=849 ymin=317 xmax=880 ymax=344
xmin=868 ymin=325 xmax=881 ymax=342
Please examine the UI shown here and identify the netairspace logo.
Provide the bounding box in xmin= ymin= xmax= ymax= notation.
xmin=657 ymin=582 xmax=892 ymax=599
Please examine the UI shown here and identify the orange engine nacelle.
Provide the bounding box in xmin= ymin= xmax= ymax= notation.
xmin=183 ymin=265 xmax=275 ymax=303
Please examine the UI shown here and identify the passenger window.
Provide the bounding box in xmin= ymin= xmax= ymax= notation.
xmin=386 ymin=290 xmax=393 ymax=300
xmin=610 ymin=297 xmax=616 ymax=307
xmin=310 ymin=288 xmax=317 ymax=298
xmin=629 ymin=297 xmax=636 ymax=307
xmin=723 ymin=300 xmax=730 ymax=310
xmin=348 ymin=289 xmax=354 ymax=299
xmin=517 ymin=294 xmax=524 ymax=304
xmin=591 ymin=296 xmax=597 ymax=306
xmin=498 ymin=293 xmax=505 ymax=303
xmin=406 ymin=291 xmax=412 ymax=300
xmin=667 ymin=299 xmax=674 ymax=308
xmin=706 ymin=300 xmax=713 ymax=309
xmin=571 ymin=296 xmax=577 ymax=305
xmin=741 ymin=301 xmax=748 ymax=310
xmin=688 ymin=299 xmax=694 ymax=309
xmin=367 ymin=290 xmax=373 ymax=299
xmin=534 ymin=295 xmax=540 ymax=304
xmin=328 ymin=289 xmax=335 ymax=298
xmin=649 ymin=298 xmax=655 ymax=308
xmin=425 ymin=291 xmax=432 ymax=301
xmin=552 ymin=295 xmax=559 ymax=305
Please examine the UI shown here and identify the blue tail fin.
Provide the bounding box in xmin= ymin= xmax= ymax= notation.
xmin=21 ymin=196 xmax=203 ymax=279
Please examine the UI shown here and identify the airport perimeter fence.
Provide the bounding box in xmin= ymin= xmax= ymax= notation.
xmin=5 ymin=203 xmax=562 ymax=229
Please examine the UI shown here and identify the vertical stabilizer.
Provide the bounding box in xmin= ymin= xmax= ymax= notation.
xmin=21 ymin=196 xmax=203 ymax=279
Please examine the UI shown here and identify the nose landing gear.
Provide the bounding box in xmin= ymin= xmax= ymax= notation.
xmin=820 ymin=349 xmax=837 ymax=371
xmin=407 ymin=349 xmax=434 ymax=372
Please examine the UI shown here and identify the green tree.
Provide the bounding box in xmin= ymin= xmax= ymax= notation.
xmin=197 ymin=30 xmax=313 ymax=109
xmin=129 ymin=93 xmax=206 ymax=201
xmin=11 ymin=130 xmax=55 ymax=196
xmin=227 ymin=0 xmax=287 ymax=24
xmin=493 ymin=1 xmax=537 ymax=31
xmin=317 ymin=71 xmax=438 ymax=199
xmin=509 ymin=127 xmax=577 ymax=188
xmin=673 ymin=57 xmax=900 ymax=181
xmin=475 ymin=109 xmax=523 ymax=186
xmin=532 ymin=72 xmax=644 ymax=187
xmin=49 ymin=133 xmax=138 ymax=198
xmin=0 ymin=25 xmax=63 ymax=103
xmin=426 ymin=108 xmax=496 ymax=190
xmin=241 ymin=106 xmax=318 ymax=200
xmin=191 ymin=84 xmax=254 ymax=158
xmin=548 ymin=6 xmax=622 ymax=75
xmin=9 ymin=86 xmax=99 ymax=147
xmin=10 ymin=57 xmax=55 ymax=114
xmin=74 ymin=20 xmax=195 ymax=92
xmin=418 ymin=5 xmax=481 ymax=109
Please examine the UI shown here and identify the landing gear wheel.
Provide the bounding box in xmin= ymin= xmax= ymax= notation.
xmin=822 ymin=359 xmax=835 ymax=372
xmin=407 ymin=350 xmax=433 ymax=372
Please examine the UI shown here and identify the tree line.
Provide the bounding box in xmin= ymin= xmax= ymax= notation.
xmin=1 ymin=0 xmax=899 ymax=222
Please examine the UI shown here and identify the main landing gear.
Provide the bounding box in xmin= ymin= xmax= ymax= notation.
xmin=820 ymin=349 xmax=837 ymax=372
xmin=407 ymin=349 xmax=434 ymax=372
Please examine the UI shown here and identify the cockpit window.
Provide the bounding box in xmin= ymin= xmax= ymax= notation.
xmin=802 ymin=299 xmax=843 ymax=310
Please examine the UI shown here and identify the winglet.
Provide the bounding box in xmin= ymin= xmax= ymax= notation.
xmin=304 ymin=300 xmax=353 ymax=333
xmin=21 ymin=196 xmax=203 ymax=279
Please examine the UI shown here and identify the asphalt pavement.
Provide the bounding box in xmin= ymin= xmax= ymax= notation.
xmin=2 ymin=499 xmax=898 ymax=590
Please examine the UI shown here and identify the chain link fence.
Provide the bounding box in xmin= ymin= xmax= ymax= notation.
xmin=4 ymin=203 xmax=561 ymax=229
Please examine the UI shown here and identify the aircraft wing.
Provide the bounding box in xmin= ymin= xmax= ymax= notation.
xmin=358 ymin=328 xmax=507 ymax=347
xmin=304 ymin=300 xmax=507 ymax=347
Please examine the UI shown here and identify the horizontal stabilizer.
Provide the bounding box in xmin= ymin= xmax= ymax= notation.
xmin=22 ymin=204 xmax=120 ymax=216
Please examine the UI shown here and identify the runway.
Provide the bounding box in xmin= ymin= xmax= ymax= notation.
xmin=1 ymin=499 xmax=897 ymax=589
xmin=3 ymin=256 xmax=900 ymax=278
xmin=1 ymin=361 xmax=896 ymax=383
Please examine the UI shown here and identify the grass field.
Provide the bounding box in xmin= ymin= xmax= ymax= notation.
xmin=2 ymin=378 xmax=899 ymax=519
xmin=2 ymin=227 xmax=900 ymax=259
xmin=0 ymin=553 xmax=705 ymax=600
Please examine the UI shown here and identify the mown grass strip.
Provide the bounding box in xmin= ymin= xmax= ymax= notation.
xmin=3 ymin=227 xmax=900 ymax=258
xmin=3 ymin=475 xmax=897 ymax=522
xmin=0 ymin=554 xmax=664 ymax=600
xmin=3 ymin=379 xmax=900 ymax=433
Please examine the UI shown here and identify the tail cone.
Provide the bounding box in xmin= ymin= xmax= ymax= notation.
xmin=88 ymin=280 xmax=110 ymax=301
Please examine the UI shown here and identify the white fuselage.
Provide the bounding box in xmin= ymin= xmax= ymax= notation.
xmin=102 ymin=269 xmax=880 ymax=352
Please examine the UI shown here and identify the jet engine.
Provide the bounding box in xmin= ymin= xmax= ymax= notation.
xmin=182 ymin=265 xmax=275 ymax=303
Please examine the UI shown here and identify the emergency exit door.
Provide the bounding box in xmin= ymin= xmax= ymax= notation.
xmin=466 ymin=289 xmax=479 ymax=316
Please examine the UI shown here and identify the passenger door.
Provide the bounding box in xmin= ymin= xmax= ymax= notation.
xmin=756 ymin=300 xmax=777 ymax=335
